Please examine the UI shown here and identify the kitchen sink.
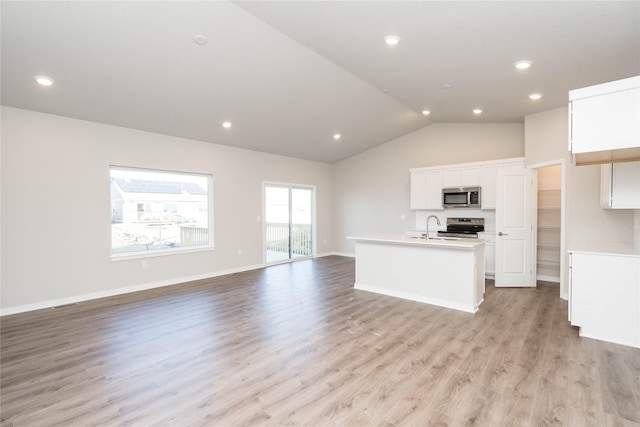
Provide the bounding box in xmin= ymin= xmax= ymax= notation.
xmin=410 ymin=236 xmax=461 ymax=241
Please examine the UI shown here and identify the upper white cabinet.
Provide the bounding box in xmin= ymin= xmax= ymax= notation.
xmin=462 ymin=167 xmax=481 ymax=186
xmin=424 ymin=170 xmax=444 ymax=210
xmin=601 ymin=161 xmax=640 ymax=209
xmin=443 ymin=168 xmax=462 ymax=188
xmin=479 ymin=159 xmax=524 ymax=210
xmin=410 ymin=157 xmax=524 ymax=210
xmin=443 ymin=166 xmax=481 ymax=188
xmin=569 ymin=76 xmax=640 ymax=165
xmin=410 ymin=170 xmax=428 ymax=210
xmin=410 ymin=169 xmax=443 ymax=210
xmin=480 ymin=165 xmax=501 ymax=209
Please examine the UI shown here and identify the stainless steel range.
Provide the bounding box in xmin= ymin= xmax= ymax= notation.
xmin=437 ymin=217 xmax=485 ymax=238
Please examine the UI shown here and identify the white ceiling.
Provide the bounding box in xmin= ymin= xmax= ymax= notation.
xmin=2 ymin=1 xmax=639 ymax=163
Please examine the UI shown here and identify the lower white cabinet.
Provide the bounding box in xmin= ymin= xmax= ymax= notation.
xmin=601 ymin=161 xmax=640 ymax=209
xmin=569 ymin=250 xmax=640 ymax=348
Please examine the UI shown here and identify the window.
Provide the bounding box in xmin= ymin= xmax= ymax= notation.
xmin=110 ymin=166 xmax=213 ymax=257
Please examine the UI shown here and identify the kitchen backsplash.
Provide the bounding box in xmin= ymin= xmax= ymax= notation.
xmin=413 ymin=209 xmax=496 ymax=233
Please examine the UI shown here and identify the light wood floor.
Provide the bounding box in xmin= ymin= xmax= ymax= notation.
xmin=1 ymin=256 xmax=639 ymax=426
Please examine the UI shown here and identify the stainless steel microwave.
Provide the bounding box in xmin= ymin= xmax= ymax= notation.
xmin=442 ymin=186 xmax=481 ymax=208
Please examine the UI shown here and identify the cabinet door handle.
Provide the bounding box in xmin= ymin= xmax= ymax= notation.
xmin=498 ymin=232 xmax=509 ymax=236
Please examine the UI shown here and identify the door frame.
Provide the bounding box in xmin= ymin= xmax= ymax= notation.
xmin=528 ymin=159 xmax=567 ymax=300
xmin=262 ymin=181 xmax=316 ymax=265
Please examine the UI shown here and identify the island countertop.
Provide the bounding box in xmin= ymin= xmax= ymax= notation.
xmin=349 ymin=234 xmax=485 ymax=313
xmin=347 ymin=234 xmax=485 ymax=249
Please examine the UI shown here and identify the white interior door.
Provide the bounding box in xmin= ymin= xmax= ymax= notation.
xmin=495 ymin=168 xmax=535 ymax=287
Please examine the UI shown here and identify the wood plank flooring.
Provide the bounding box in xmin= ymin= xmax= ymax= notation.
xmin=1 ymin=255 xmax=639 ymax=426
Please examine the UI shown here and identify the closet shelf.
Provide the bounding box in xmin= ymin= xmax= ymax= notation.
xmin=537 ymin=259 xmax=561 ymax=267
xmin=538 ymin=225 xmax=560 ymax=230
xmin=538 ymin=242 xmax=560 ymax=249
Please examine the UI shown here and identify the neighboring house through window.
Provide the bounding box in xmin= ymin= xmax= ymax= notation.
xmin=110 ymin=166 xmax=213 ymax=257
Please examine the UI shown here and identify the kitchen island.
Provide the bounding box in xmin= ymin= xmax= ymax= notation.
xmin=348 ymin=234 xmax=485 ymax=313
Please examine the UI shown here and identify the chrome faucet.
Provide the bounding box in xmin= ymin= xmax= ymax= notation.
xmin=424 ymin=215 xmax=441 ymax=240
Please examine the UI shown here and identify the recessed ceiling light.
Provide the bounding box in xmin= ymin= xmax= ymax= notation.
xmin=35 ymin=75 xmax=54 ymax=86
xmin=514 ymin=60 xmax=533 ymax=70
xmin=529 ymin=93 xmax=543 ymax=100
xmin=441 ymin=84 xmax=452 ymax=89
xmin=333 ymin=134 xmax=341 ymax=140
xmin=194 ymin=35 xmax=208 ymax=46
xmin=222 ymin=121 xmax=232 ymax=129
xmin=381 ymin=88 xmax=390 ymax=93
xmin=473 ymin=109 xmax=483 ymax=115
xmin=384 ymin=35 xmax=401 ymax=46
xmin=422 ymin=110 xmax=431 ymax=116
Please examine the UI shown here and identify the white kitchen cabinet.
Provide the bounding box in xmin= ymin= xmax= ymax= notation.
xmin=502 ymin=160 xmax=525 ymax=169
xmin=569 ymin=76 xmax=640 ymax=165
xmin=410 ymin=170 xmax=428 ymax=210
xmin=410 ymin=157 xmax=523 ymax=211
xmin=443 ymin=168 xmax=461 ymax=187
xmin=600 ymin=161 xmax=640 ymax=209
xmin=479 ymin=160 xmax=524 ymax=210
xmin=569 ymin=248 xmax=640 ymax=348
xmin=461 ymin=167 xmax=481 ymax=186
xmin=442 ymin=166 xmax=481 ymax=188
xmin=424 ymin=169 xmax=444 ymax=210
xmin=410 ymin=169 xmax=443 ymax=210
xmin=480 ymin=165 xmax=501 ymax=210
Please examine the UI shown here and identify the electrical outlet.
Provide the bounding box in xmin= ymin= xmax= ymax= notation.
xmin=323 ymin=238 xmax=327 ymax=244
xmin=141 ymin=260 xmax=148 ymax=269
xmin=237 ymin=249 xmax=243 ymax=256
xmin=401 ymin=214 xmax=405 ymax=220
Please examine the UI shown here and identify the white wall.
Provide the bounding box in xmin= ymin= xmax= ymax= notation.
xmin=524 ymin=107 xmax=634 ymax=297
xmin=332 ymin=123 xmax=524 ymax=255
xmin=1 ymin=107 xmax=334 ymax=312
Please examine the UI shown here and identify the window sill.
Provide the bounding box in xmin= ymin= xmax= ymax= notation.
xmin=110 ymin=245 xmax=215 ymax=261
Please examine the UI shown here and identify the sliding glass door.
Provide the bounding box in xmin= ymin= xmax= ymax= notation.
xmin=264 ymin=184 xmax=313 ymax=263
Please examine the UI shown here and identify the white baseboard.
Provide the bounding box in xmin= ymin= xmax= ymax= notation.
xmin=333 ymin=252 xmax=355 ymax=258
xmin=0 ymin=253 xmax=358 ymax=317
xmin=0 ymin=263 xmax=264 ymax=317
xmin=536 ymin=274 xmax=560 ymax=283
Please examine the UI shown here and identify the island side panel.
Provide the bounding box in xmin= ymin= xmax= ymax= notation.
xmin=475 ymin=245 xmax=485 ymax=310
xmin=353 ymin=240 xmax=481 ymax=313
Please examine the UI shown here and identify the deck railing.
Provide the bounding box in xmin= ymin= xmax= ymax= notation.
xmin=179 ymin=225 xmax=209 ymax=247
xmin=265 ymin=223 xmax=312 ymax=256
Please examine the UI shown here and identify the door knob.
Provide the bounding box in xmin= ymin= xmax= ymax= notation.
xmin=498 ymin=232 xmax=509 ymax=236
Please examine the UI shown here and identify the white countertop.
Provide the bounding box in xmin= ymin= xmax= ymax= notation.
xmin=347 ymin=234 xmax=485 ymax=249
xmin=569 ymin=241 xmax=640 ymax=257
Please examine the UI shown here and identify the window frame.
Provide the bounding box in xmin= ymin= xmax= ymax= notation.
xmin=109 ymin=165 xmax=214 ymax=261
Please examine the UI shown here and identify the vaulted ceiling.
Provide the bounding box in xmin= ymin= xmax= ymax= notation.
xmin=2 ymin=1 xmax=639 ymax=163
